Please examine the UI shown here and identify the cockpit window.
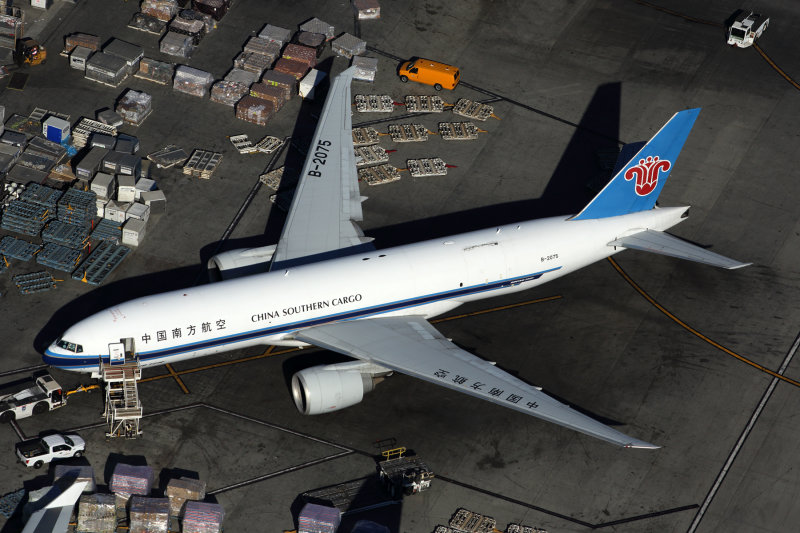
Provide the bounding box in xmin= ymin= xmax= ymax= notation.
xmin=56 ymin=340 xmax=83 ymax=353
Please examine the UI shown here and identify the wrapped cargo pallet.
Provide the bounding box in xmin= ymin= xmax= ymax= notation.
xmin=141 ymin=0 xmax=179 ymax=21
xmin=129 ymin=496 xmax=170 ymax=533
xmin=62 ymin=32 xmax=100 ymax=55
xmin=54 ymin=464 xmax=96 ymax=492
xmin=224 ymin=67 xmax=258 ymax=86
xmin=282 ymin=43 xmax=316 ymax=68
xmin=160 ymin=31 xmax=195 ymax=58
xmin=136 ymin=57 xmax=174 ymax=85
xmin=249 ymin=82 xmax=286 ymax=110
xmin=173 ymin=65 xmax=213 ymax=98
xmin=298 ymin=503 xmax=341 ymax=533
xmin=110 ymin=463 xmax=154 ymax=495
xmin=85 ymin=52 xmax=129 ymax=87
xmin=299 ymin=17 xmax=335 ymax=40
xmin=261 ymin=69 xmax=296 ymax=99
xmin=116 ymin=90 xmax=153 ymax=126
xmin=353 ymin=0 xmax=381 ymax=20
xmin=210 ymin=80 xmax=248 ymax=106
xmin=233 ymin=51 xmax=272 ymax=75
xmin=192 ymin=0 xmax=228 ymax=21
xmin=77 ymin=493 xmax=116 ymax=533
xmin=258 ymin=23 xmax=292 ymax=46
xmin=352 ymin=56 xmax=378 ymax=82
xmin=236 ymin=96 xmax=275 ymax=126
xmin=274 ymin=57 xmax=308 ymax=80
xmin=295 ymin=31 xmax=326 ymax=57
xmin=332 ymin=33 xmax=367 ymax=59
xmin=166 ymin=477 xmax=206 ymax=516
xmin=169 ymin=17 xmax=206 ymax=45
xmin=182 ymin=501 xmax=224 ymax=533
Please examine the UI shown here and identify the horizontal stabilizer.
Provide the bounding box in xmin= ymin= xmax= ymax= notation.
xmin=609 ymin=229 xmax=750 ymax=269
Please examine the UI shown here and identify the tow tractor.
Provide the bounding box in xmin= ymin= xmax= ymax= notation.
xmin=727 ymin=11 xmax=769 ymax=48
xmin=14 ymin=37 xmax=47 ymax=66
xmin=0 ymin=373 xmax=66 ymax=423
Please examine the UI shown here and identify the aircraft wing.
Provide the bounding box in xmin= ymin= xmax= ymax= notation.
xmin=295 ymin=316 xmax=658 ymax=448
xmin=271 ymin=66 xmax=373 ymax=270
xmin=609 ymin=229 xmax=751 ymax=269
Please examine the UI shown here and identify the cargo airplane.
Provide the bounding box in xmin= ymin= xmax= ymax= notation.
xmin=44 ymin=67 xmax=748 ymax=448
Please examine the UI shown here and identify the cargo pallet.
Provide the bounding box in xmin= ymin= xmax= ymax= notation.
xmin=42 ymin=220 xmax=91 ymax=250
xmin=73 ymin=241 xmax=131 ymax=285
xmin=13 ymin=272 xmax=57 ymax=295
xmin=448 ymin=508 xmax=496 ymax=533
xmin=439 ymin=122 xmax=480 ymax=141
xmin=72 ymin=118 xmax=118 ymax=148
xmin=91 ymin=218 xmax=124 ymax=242
xmin=388 ymin=123 xmax=429 ymax=143
xmin=352 ymin=126 xmax=381 ymax=147
xmin=407 ymin=158 xmax=447 ymax=178
xmin=147 ymin=144 xmax=189 ymax=168
xmin=405 ymin=95 xmax=445 ymax=113
xmin=19 ymin=183 xmax=63 ymax=208
xmin=259 ymin=166 xmax=284 ymax=190
xmin=121 ymin=107 xmax=152 ymax=127
xmin=354 ymin=94 xmax=395 ymax=113
xmin=354 ymin=145 xmax=389 ymax=167
xmin=359 ymin=164 xmax=401 ymax=186
xmin=58 ymin=188 xmax=97 ymax=227
xmin=183 ymin=150 xmax=223 ymax=179
xmin=255 ymin=135 xmax=283 ymax=154
xmin=0 ymin=236 xmax=42 ymax=261
xmin=36 ymin=243 xmax=84 ymax=272
xmin=452 ymin=98 xmax=494 ymax=121
xmin=1 ymin=200 xmax=52 ymax=236
xmin=229 ymin=134 xmax=257 ymax=154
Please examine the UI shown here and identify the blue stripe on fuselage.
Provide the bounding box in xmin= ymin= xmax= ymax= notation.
xmin=43 ymin=267 xmax=561 ymax=369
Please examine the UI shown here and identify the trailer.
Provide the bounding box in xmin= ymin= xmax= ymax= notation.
xmin=0 ymin=373 xmax=66 ymax=423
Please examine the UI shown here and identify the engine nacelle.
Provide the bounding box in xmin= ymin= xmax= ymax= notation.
xmin=291 ymin=363 xmax=387 ymax=415
xmin=207 ymin=245 xmax=276 ymax=281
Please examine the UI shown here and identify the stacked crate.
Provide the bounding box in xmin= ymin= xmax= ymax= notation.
xmin=136 ymin=57 xmax=175 ymax=85
xmin=210 ymin=80 xmax=249 ymax=106
xmin=298 ymin=503 xmax=340 ymax=533
xmin=261 ymin=70 xmax=295 ymax=100
xmin=236 ymin=96 xmax=274 ymax=126
xmin=166 ymin=477 xmax=206 ymax=517
xmin=160 ymin=31 xmax=196 ymax=58
xmin=249 ymin=82 xmax=287 ymax=111
xmin=141 ymin=0 xmax=179 ymax=21
xmin=258 ymin=23 xmax=292 ymax=46
xmin=110 ymin=464 xmax=154 ymax=514
xmin=299 ymin=17 xmax=335 ymax=40
xmin=76 ymin=493 xmax=116 ymax=533
xmin=332 ymin=33 xmax=366 ymax=58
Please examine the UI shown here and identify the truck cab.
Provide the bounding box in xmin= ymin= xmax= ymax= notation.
xmin=0 ymin=373 xmax=66 ymax=423
xmin=398 ymin=58 xmax=460 ymax=90
xmin=727 ymin=11 xmax=769 ymax=48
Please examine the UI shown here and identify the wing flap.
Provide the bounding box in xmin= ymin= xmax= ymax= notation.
xmin=295 ymin=317 xmax=657 ymax=449
xmin=609 ymin=229 xmax=750 ymax=269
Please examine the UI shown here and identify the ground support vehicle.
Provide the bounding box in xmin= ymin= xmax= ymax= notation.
xmin=727 ymin=11 xmax=769 ymax=48
xmin=15 ymin=433 xmax=85 ymax=468
xmin=0 ymin=373 xmax=66 ymax=423
xmin=398 ymin=58 xmax=460 ymax=90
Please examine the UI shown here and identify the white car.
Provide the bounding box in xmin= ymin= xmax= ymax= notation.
xmin=15 ymin=433 xmax=86 ymax=469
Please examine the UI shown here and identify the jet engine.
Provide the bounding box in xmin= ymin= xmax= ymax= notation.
xmin=291 ymin=362 xmax=391 ymax=415
xmin=207 ymin=245 xmax=276 ymax=281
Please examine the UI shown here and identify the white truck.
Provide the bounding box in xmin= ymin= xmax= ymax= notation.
xmin=0 ymin=373 xmax=67 ymax=423
xmin=727 ymin=11 xmax=769 ymax=48
xmin=15 ymin=433 xmax=86 ymax=469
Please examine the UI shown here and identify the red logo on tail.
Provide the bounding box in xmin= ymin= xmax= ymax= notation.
xmin=624 ymin=156 xmax=671 ymax=196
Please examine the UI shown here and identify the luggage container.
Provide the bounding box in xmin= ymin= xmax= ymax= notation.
xmin=299 ymin=69 xmax=327 ymax=99
xmin=160 ymin=31 xmax=195 ymax=58
xmin=332 ymin=33 xmax=366 ymax=59
xmin=91 ymin=172 xmax=115 ymax=200
xmin=117 ymin=175 xmax=136 ymax=203
xmin=42 ymin=117 xmax=70 ymax=144
xmin=76 ymin=147 xmax=108 ymax=180
xmin=104 ymin=200 xmax=128 ymax=223
xmin=122 ymin=217 xmax=146 ymax=246
xmin=134 ymin=178 xmax=156 ymax=200
xmin=103 ymin=39 xmax=144 ymax=75
xmin=135 ymin=57 xmax=175 ymax=85
xmin=70 ymin=46 xmax=93 ymax=70
xmin=173 ymin=65 xmax=213 ymax=98
xmin=140 ymin=190 xmax=166 ymax=214
xmin=62 ymin=33 xmax=100 ymax=56
xmin=85 ymin=52 xmax=129 ymax=87
xmin=299 ymin=17 xmax=335 ymax=40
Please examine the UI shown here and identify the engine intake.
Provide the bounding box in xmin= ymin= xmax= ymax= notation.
xmin=291 ymin=364 xmax=385 ymax=415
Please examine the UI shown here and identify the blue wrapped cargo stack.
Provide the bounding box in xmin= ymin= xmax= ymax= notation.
xmin=42 ymin=116 xmax=70 ymax=144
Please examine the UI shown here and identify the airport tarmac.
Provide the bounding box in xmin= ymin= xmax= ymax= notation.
xmin=1 ymin=0 xmax=800 ymax=531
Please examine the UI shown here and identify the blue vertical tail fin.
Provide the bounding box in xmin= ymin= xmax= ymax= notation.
xmin=571 ymin=108 xmax=700 ymax=220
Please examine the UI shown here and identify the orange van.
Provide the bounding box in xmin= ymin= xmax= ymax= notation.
xmin=398 ymin=58 xmax=460 ymax=90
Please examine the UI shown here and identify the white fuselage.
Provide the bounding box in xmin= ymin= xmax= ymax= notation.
xmin=44 ymin=207 xmax=687 ymax=371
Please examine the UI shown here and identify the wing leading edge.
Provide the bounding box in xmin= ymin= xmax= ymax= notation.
xmin=295 ymin=316 xmax=658 ymax=449
xmin=271 ymin=66 xmax=373 ymax=270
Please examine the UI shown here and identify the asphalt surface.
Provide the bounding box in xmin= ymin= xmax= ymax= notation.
xmin=1 ymin=1 xmax=800 ymax=532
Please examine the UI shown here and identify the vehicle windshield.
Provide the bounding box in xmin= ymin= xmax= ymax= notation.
xmin=406 ymin=60 xmax=416 ymax=69
xmin=63 ymin=436 xmax=73 ymax=446
xmin=56 ymin=339 xmax=83 ymax=353
xmin=730 ymin=28 xmax=746 ymax=39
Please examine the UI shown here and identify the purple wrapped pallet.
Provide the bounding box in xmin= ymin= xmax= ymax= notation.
xmin=110 ymin=464 xmax=154 ymax=495
xmin=182 ymin=501 xmax=224 ymax=533
xmin=129 ymin=496 xmax=169 ymax=533
xmin=298 ymin=502 xmax=341 ymax=533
